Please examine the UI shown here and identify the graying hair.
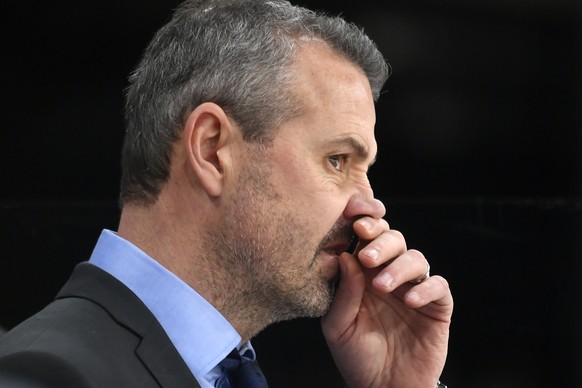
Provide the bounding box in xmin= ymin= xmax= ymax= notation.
xmin=120 ymin=0 xmax=390 ymax=205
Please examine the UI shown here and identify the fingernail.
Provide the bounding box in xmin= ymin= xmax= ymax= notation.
xmin=339 ymin=255 xmax=347 ymax=274
xmin=375 ymin=272 xmax=393 ymax=288
xmin=407 ymin=291 xmax=421 ymax=303
xmin=358 ymin=219 xmax=371 ymax=231
xmin=363 ymin=247 xmax=379 ymax=261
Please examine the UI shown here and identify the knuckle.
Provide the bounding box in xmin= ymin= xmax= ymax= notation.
xmin=388 ymin=229 xmax=404 ymax=244
xmin=435 ymin=275 xmax=450 ymax=290
xmin=407 ymin=248 xmax=426 ymax=261
xmin=379 ymin=218 xmax=390 ymax=231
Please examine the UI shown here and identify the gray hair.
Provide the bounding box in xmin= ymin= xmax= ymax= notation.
xmin=120 ymin=0 xmax=390 ymax=205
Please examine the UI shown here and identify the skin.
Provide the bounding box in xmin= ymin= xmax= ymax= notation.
xmin=118 ymin=40 xmax=453 ymax=388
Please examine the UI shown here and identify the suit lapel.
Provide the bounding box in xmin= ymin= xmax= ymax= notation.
xmin=136 ymin=322 xmax=201 ymax=388
xmin=57 ymin=263 xmax=200 ymax=388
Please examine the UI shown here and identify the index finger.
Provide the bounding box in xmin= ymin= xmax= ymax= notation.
xmin=352 ymin=218 xmax=409 ymax=269
xmin=353 ymin=216 xmax=390 ymax=240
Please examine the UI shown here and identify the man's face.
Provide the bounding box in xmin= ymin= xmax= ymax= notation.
xmin=213 ymin=42 xmax=379 ymax=322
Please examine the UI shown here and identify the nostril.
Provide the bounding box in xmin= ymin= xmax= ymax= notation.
xmin=343 ymin=196 xmax=386 ymax=220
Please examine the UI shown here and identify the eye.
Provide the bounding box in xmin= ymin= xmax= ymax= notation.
xmin=328 ymin=155 xmax=348 ymax=171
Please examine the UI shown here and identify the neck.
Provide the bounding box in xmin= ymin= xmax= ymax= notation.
xmin=117 ymin=199 xmax=275 ymax=342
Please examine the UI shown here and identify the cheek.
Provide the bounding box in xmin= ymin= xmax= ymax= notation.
xmin=275 ymin=171 xmax=343 ymax=215
xmin=290 ymin=186 xmax=349 ymax=237
xmin=269 ymin=156 xmax=350 ymax=228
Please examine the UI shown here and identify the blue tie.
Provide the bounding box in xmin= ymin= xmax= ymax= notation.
xmin=215 ymin=349 xmax=269 ymax=388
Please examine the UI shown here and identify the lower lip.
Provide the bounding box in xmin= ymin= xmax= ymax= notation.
xmin=319 ymin=250 xmax=340 ymax=280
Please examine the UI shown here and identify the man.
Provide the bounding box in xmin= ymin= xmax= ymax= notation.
xmin=0 ymin=0 xmax=453 ymax=387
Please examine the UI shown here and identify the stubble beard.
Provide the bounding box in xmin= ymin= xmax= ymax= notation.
xmin=209 ymin=160 xmax=337 ymax=328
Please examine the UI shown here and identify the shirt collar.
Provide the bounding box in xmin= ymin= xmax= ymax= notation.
xmin=89 ymin=229 xmax=241 ymax=380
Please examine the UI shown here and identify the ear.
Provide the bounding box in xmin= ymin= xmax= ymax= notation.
xmin=183 ymin=102 xmax=237 ymax=197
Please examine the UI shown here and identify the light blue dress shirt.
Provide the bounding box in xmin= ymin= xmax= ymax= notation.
xmin=89 ymin=229 xmax=255 ymax=387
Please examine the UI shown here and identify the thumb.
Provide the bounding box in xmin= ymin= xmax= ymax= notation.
xmin=321 ymin=252 xmax=365 ymax=340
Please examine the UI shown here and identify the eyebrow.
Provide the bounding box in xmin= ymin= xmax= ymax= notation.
xmin=330 ymin=136 xmax=377 ymax=167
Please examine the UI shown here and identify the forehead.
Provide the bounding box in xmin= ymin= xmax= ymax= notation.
xmin=277 ymin=41 xmax=377 ymax=158
xmin=293 ymin=41 xmax=374 ymax=106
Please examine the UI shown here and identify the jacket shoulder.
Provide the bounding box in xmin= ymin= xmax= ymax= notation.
xmin=0 ymin=263 xmax=198 ymax=387
xmin=0 ymin=296 xmax=159 ymax=387
xmin=0 ymin=349 xmax=93 ymax=388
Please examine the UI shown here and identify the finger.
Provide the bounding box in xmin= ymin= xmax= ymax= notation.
xmin=353 ymin=217 xmax=390 ymax=241
xmin=371 ymin=249 xmax=429 ymax=291
xmin=356 ymin=229 xmax=407 ymax=268
xmin=321 ymin=253 xmax=365 ymax=340
xmin=404 ymin=275 xmax=454 ymax=316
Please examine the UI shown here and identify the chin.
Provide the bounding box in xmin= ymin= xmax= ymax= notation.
xmin=298 ymin=279 xmax=337 ymax=318
xmin=269 ymin=278 xmax=334 ymax=321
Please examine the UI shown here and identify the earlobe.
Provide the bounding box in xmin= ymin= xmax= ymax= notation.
xmin=183 ymin=102 xmax=233 ymax=197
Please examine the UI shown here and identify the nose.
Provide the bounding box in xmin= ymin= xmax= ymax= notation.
xmin=343 ymin=186 xmax=386 ymax=220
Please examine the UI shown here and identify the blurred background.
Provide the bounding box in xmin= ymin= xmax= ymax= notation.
xmin=1 ymin=0 xmax=580 ymax=387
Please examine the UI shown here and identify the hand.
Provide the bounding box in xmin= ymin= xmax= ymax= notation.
xmin=321 ymin=216 xmax=453 ymax=388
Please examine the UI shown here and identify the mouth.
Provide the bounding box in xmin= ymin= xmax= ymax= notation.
xmin=313 ymin=221 xmax=356 ymax=281
xmin=319 ymin=240 xmax=352 ymax=284
xmin=318 ymin=221 xmax=357 ymax=257
xmin=321 ymin=236 xmax=355 ymax=257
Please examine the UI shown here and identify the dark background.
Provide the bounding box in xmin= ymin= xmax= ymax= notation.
xmin=1 ymin=0 xmax=581 ymax=387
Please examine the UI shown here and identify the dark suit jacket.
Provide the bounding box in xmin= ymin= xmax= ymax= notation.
xmin=0 ymin=263 xmax=200 ymax=388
